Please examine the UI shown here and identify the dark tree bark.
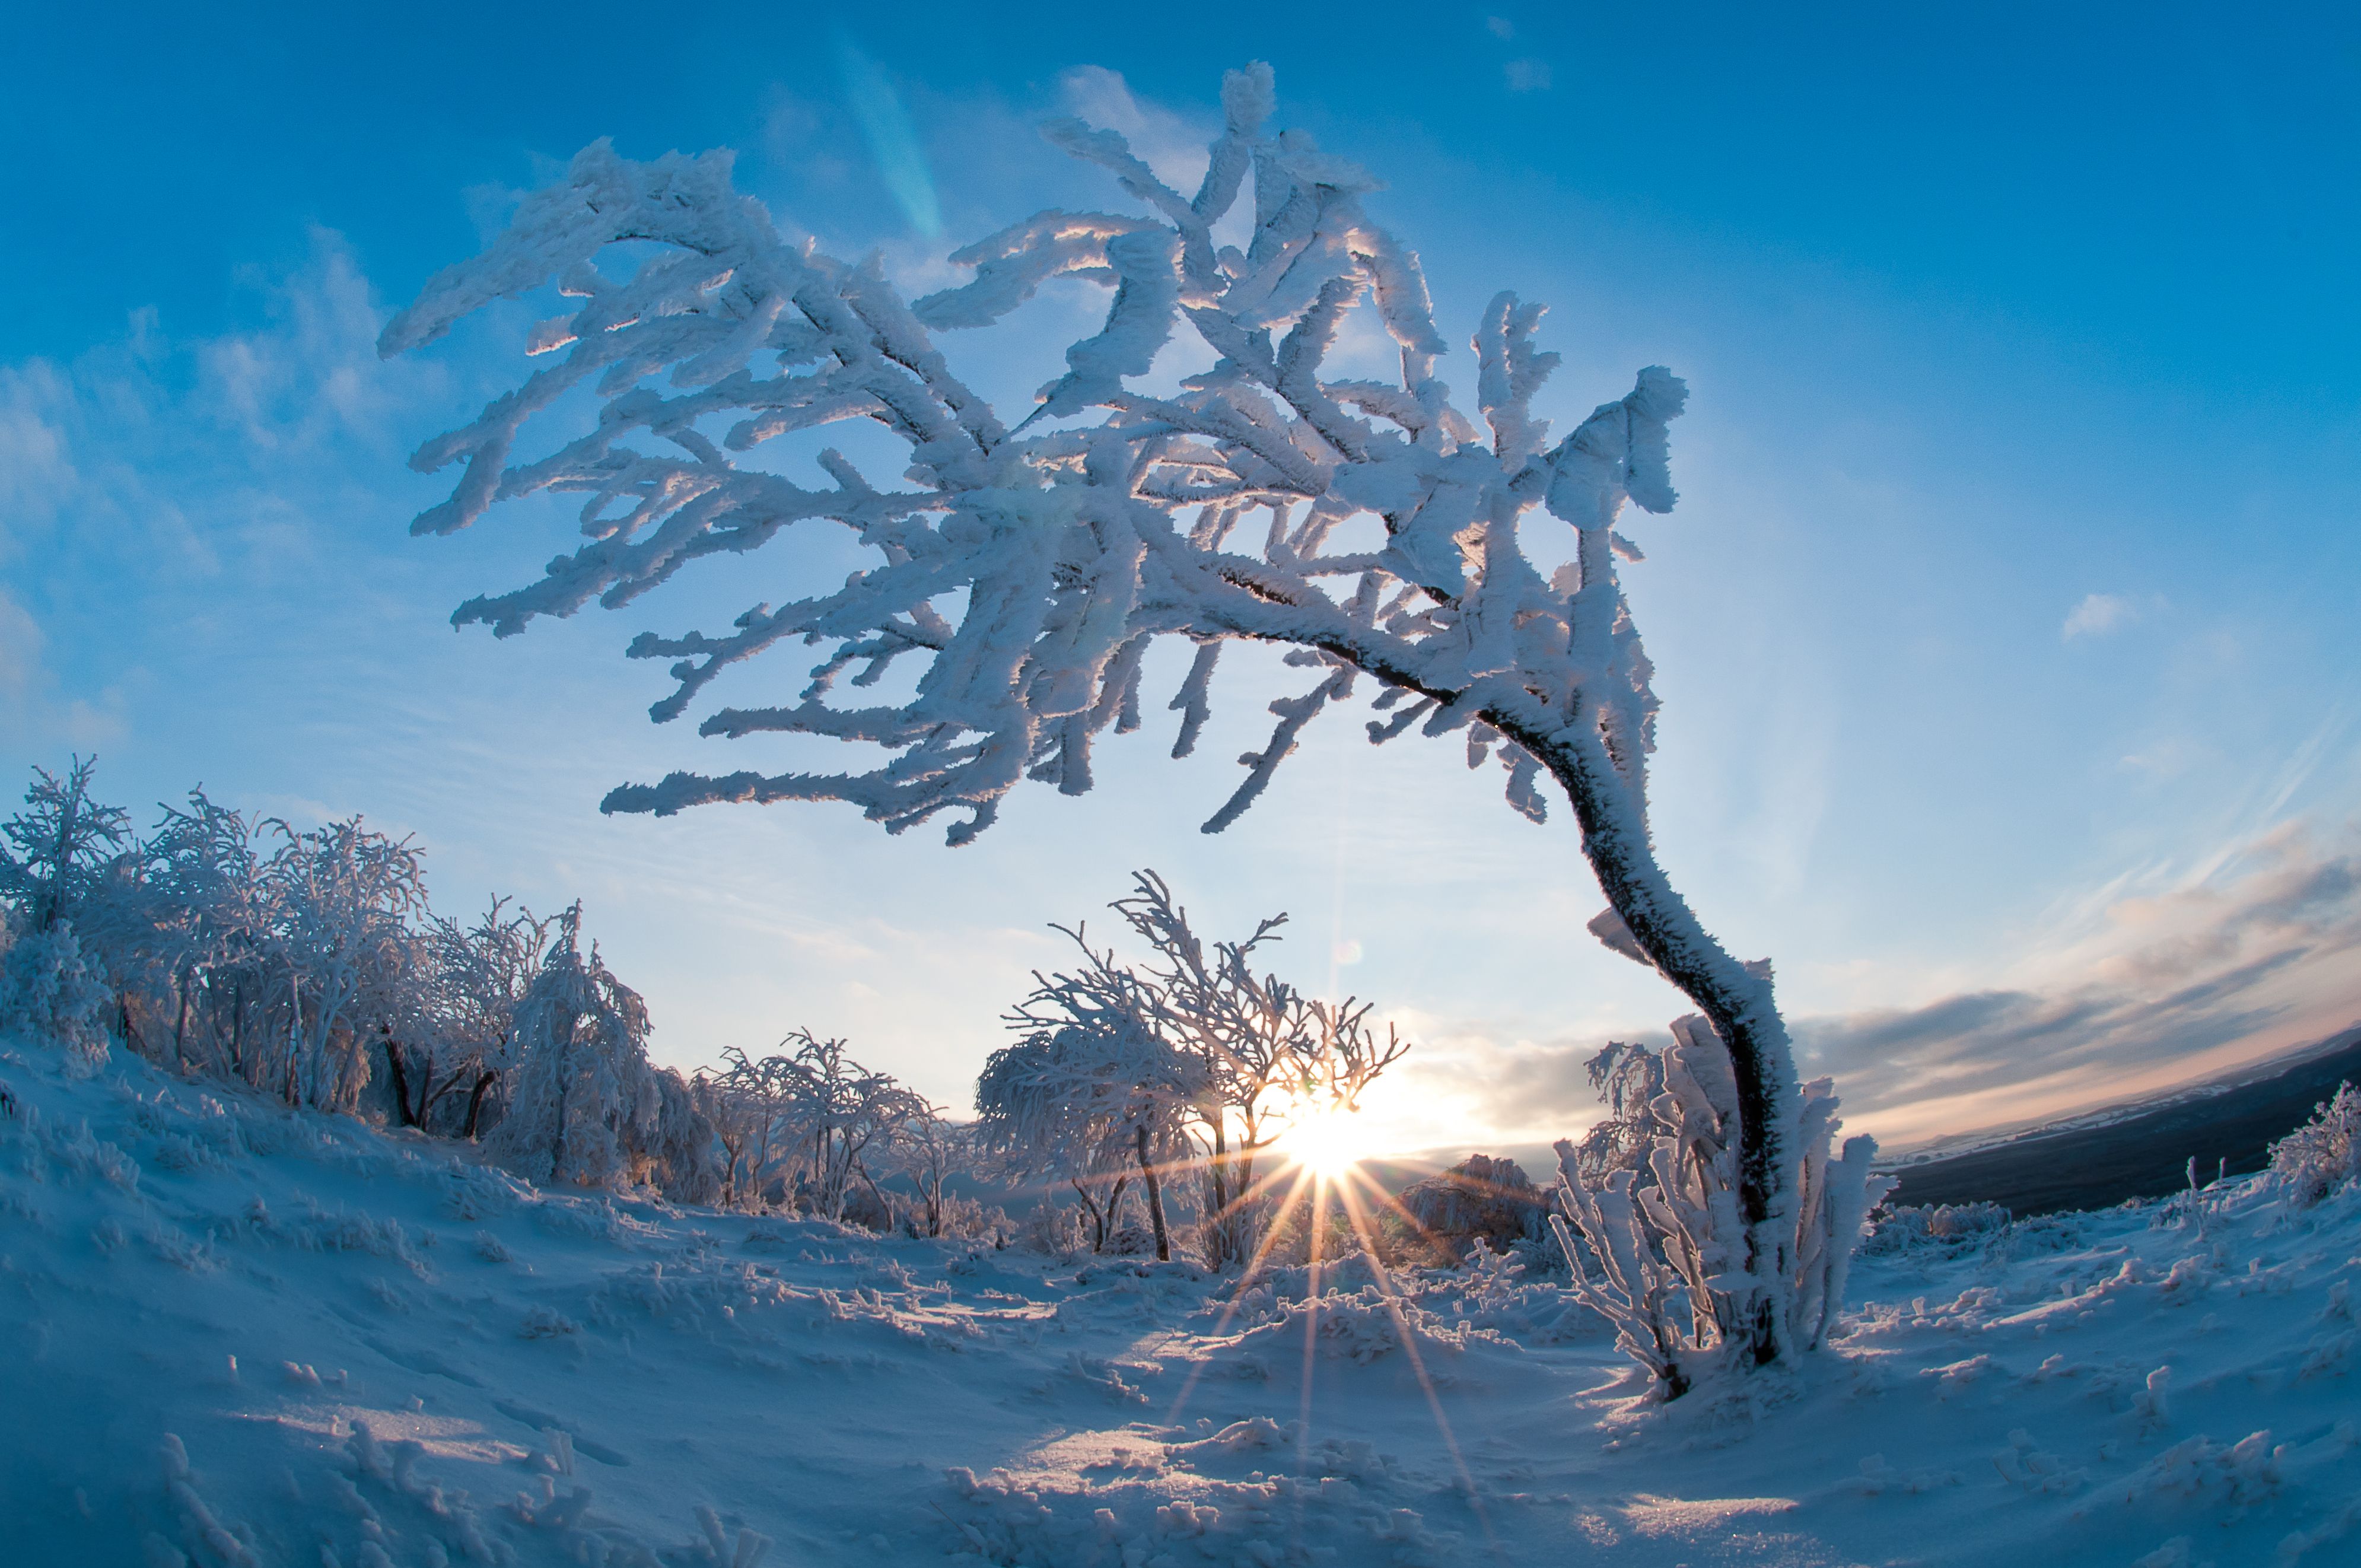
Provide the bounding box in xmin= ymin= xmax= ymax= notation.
xmin=1136 ymin=1125 xmax=1170 ymax=1262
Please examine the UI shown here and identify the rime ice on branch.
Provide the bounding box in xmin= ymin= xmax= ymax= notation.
xmin=383 ymin=64 xmax=1874 ymax=1379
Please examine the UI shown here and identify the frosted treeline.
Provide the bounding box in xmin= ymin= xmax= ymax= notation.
xmin=0 ymin=759 xmax=996 ymax=1230
xmin=0 ymin=761 xmax=705 ymax=1197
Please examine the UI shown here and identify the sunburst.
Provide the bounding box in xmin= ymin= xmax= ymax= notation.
xmin=1273 ymin=1104 xmax=1372 ymax=1178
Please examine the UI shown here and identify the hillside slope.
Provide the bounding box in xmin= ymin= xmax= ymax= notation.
xmin=4 ymin=1037 xmax=2359 ymax=1567
xmin=1889 ymin=1031 xmax=2361 ymax=1214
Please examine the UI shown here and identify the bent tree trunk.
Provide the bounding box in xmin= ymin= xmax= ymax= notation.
xmin=1525 ymin=720 xmax=1797 ymax=1366
xmin=1243 ymin=622 xmax=1805 ymax=1370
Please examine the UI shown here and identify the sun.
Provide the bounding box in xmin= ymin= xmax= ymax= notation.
xmin=1275 ymin=1105 xmax=1371 ymax=1178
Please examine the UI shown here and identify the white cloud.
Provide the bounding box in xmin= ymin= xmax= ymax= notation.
xmin=1504 ymin=59 xmax=1554 ymax=94
xmin=1417 ymin=819 xmax=2361 ymax=1155
xmin=0 ymin=593 xmax=46 ymax=709
xmin=1056 ymin=66 xmax=1215 ymax=198
xmin=2062 ymin=590 xmax=2138 ymax=640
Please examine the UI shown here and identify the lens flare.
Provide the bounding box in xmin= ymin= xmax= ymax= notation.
xmin=1276 ymin=1106 xmax=1367 ymax=1176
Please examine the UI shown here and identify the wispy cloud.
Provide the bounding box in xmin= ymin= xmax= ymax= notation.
xmin=1056 ymin=66 xmax=1217 ymax=198
xmin=1504 ymin=61 xmax=1553 ymax=94
xmin=1412 ymin=819 xmax=2361 ymax=1154
xmin=2062 ymin=590 xmax=2140 ymax=640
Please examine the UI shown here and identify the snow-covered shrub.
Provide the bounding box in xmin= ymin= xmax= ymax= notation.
xmin=909 ymin=1191 xmax=1010 ymax=1245
xmin=2271 ymin=1082 xmax=2361 ymax=1206
xmin=1 ymin=920 xmax=114 ymax=1074
xmin=699 ymin=1031 xmax=925 ymax=1220
xmin=995 ymin=871 xmax=1409 ymax=1270
xmin=1550 ymin=1017 xmax=1890 ymax=1397
xmin=485 ymin=911 xmax=667 ymax=1191
xmin=1862 ymin=1201 xmax=2013 ymax=1256
xmin=1014 ymin=1198 xmax=1091 ymax=1261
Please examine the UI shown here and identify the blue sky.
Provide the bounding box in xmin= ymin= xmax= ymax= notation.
xmin=5 ymin=2 xmax=2360 ymax=1157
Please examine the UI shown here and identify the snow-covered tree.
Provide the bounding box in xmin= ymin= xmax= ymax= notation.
xmin=397 ymin=898 xmax=559 ymax=1134
xmin=1007 ymin=872 xmax=1407 ymax=1269
xmin=883 ymin=1100 xmax=976 ymax=1239
xmin=384 ymin=66 xmax=1868 ymax=1373
xmin=257 ymin=816 xmax=428 ymax=1112
xmin=0 ymin=920 xmax=113 ymax=1074
xmin=698 ymin=1031 xmax=924 ymax=1221
xmin=1567 ymin=1039 xmax=1665 ymax=1184
xmin=485 ymin=907 xmax=663 ymax=1188
xmin=0 ymin=757 xmax=133 ymax=937
xmin=641 ymin=1064 xmax=728 ymax=1204
xmin=977 ymin=1005 xmax=1197 ymax=1259
xmin=975 ymin=1020 xmax=1182 ymax=1255
xmin=141 ymin=788 xmax=275 ymax=1076
xmin=0 ymin=759 xmax=138 ymax=1064
xmin=772 ymin=1030 xmax=926 ymax=1223
xmin=699 ymin=1044 xmax=801 ymax=1207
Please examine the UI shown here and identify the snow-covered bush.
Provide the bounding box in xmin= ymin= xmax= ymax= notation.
xmin=1549 ymin=1017 xmax=1889 ymax=1396
xmin=485 ymin=910 xmax=672 ymax=1191
xmin=0 ymin=919 xmax=114 ymax=1074
xmin=384 ymin=63 xmax=1850 ymax=1375
xmin=2271 ymin=1082 xmax=2361 ymax=1206
xmin=697 ymin=1031 xmax=927 ymax=1220
xmin=1000 ymin=872 xmax=1408 ymax=1270
xmin=1013 ymin=1195 xmax=1092 ymax=1261
xmin=976 ymin=1020 xmax=1185 ymax=1255
xmin=1860 ymin=1201 xmax=2013 ymax=1256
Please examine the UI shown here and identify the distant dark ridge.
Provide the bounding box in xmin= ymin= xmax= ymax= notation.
xmin=1886 ymin=1029 xmax=2361 ymax=1216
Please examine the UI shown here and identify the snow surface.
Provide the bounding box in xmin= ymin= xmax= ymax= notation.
xmin=6 ymin=1039 xmax=2359 ymax=1567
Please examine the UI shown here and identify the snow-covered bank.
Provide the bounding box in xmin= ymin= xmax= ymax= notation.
xmin=4 ymin=1040 xmax=2356 ymax=1567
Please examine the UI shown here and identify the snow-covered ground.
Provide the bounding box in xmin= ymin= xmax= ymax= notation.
xmin=5 ymin=1039 xmax=2357 ymax=1568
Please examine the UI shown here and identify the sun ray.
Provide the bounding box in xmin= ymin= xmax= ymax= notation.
xmin=1331 ymin=1171 xmax=1502 ymax=1554
xmin=1160 ymin=1157 xmax=1322 ymax=1427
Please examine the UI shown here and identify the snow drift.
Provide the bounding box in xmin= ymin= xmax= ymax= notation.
xmin=6 ymin=1034 xmax=2360 ymax=1565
